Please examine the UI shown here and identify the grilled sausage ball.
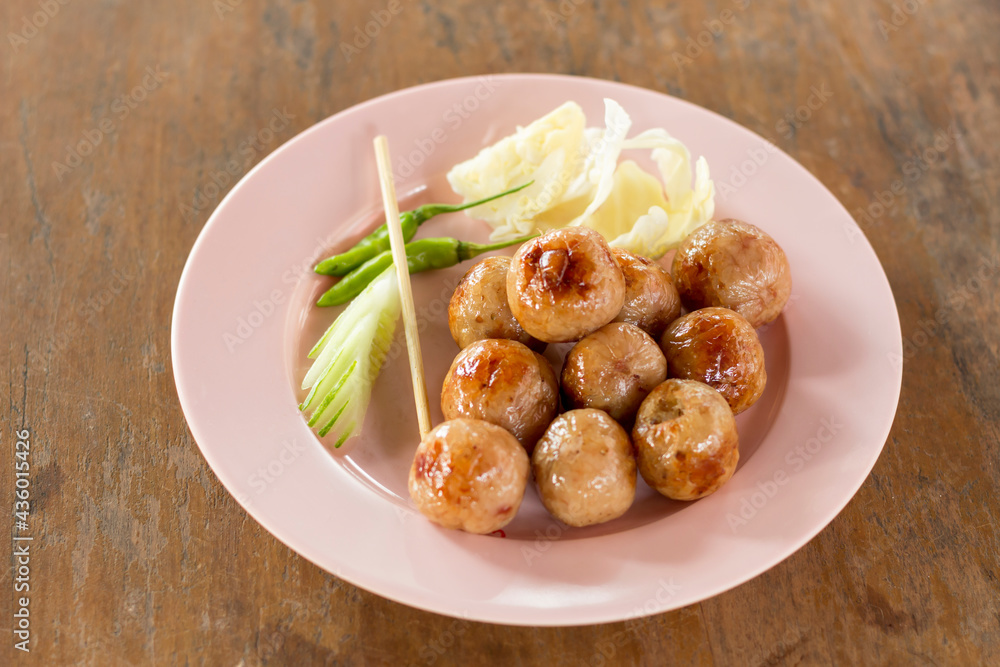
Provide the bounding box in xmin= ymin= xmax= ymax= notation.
xmin=448 ymin=256 xmax=544 ymax=351
xmin=409 ymin=418 xmax=530 ymax=534
xmin=507 ymin=227 xmax=626 ymax=343
xmin=441 ymin=339 xmax=559 ymax=453
xmin=632 ymin=380 xmax=739 ymax=501
xmin=561 ymin=322 xmax=667 ymax=424
xmin=611 ymin=248 xmax=682 ymax=338
xmin=672 ymin=218 xmax=792 ymax=328
xmin=532 ymin=409 xmax=636 ymax=527
xmin=660 ymin=307 xmax=766 ymax=415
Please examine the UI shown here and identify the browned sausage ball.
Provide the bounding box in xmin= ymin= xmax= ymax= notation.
xmin=660 ymin=307 xmax=766 ymax=415
xmin=632 ymin=379 xmax=739 ymax=500
xmin=611 ymin=248 xmax=682 ymax=338
xmin=561 ymin=322 xmax=667 ymax=424
xmin=409 ymin=418 xmax=530 ymax=534
xmin=507 ymin=227 xmax=626 ymax=343
xmin=448 ymin=256 xmax=544 ymax=351
xmin=441 ymin=339 xmax=559 ymax=453
xmin=532 ymin=409 xmax=636 ymax=527
xmin=672 ymin=218 xmax=792 ymax=328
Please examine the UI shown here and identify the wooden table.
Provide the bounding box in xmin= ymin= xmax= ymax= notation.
xmin=3 ymin=0 xmax=998 ymax=663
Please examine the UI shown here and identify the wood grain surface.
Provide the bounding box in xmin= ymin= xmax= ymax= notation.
xmin=2 ymin=0 xmax=998 ymax=664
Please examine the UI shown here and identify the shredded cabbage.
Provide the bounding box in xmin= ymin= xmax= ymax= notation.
xmin=447 ymin=98 xmax=716 ymax=258
xmin=446 ymin=101 xmax=587 ymax=240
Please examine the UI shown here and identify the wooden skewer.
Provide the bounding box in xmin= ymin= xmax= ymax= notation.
xmin=373 ymin=135 xmax=433 ymax=439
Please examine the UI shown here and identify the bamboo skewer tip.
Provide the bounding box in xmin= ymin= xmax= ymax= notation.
xmin=372 ymin=136 xmax=433 ymax=439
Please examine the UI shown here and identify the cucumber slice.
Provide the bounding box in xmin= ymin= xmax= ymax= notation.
xmin=299 ymin=266 xmax=402 ymax=447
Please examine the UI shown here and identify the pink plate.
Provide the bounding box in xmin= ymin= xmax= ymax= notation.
xmin=171 ymin=74 xmax=902 ymax=626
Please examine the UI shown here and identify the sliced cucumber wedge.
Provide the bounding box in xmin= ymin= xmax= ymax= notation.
xmin=300 ymin=266 xmax=402 ymax=447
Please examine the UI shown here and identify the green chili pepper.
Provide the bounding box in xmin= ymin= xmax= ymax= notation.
xmin=316 ymin=234 xmax=536 ymax=307
xmin=314 ymin=182 xmax=533 ymax=276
